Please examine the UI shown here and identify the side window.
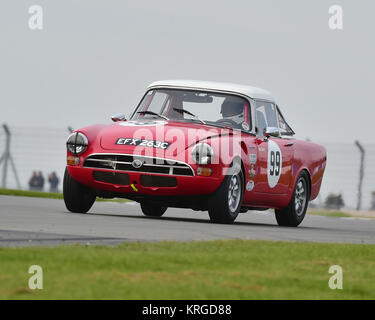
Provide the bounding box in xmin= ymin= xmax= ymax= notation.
xmin=255 ymin=101 xmax=278 ymax=136
xmin=276 ymin=106 xmax=295 ymax=136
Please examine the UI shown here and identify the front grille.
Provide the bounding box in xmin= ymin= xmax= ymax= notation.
xmin=93 ymin=171 xmax=130 ymax=185
xmin=83 ymin=154 xmax=194 ymax=176
xmin=140 ymin=175 xmax=177 ymax=187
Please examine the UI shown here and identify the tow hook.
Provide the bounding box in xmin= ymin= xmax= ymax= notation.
xmin=130 ymin=183 xmax=138 ymax=192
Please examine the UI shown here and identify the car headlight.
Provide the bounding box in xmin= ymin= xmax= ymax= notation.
xmin=191 ymin=143 xmax=214 ymax=165
xmin=66 ymin=132 xmax=88 ymax=155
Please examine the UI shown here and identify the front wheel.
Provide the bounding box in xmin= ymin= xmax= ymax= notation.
xmin=208 ymin=166 xmax=244 ymax=224
xmin=275 ymin=171 xmax=310 ymax=227
xmin=63 ymin=168 xmax=96 ymax=213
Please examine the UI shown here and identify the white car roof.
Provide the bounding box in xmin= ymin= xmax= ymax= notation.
xmin=148 ymin=80 xmax=275 ymax=102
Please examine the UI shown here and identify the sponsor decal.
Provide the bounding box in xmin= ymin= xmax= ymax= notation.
xmin=267 ymin=140 xmax=282 ymax=188
xmin=116 ymin=138 xmax=170 ymax=149
xmin=249 ymin=153 xmax=257 ymax=164
xmin=249 ymin=165 xmax=256 ymax=178
xmin=246 ymin=180 xmax=255 ymax=191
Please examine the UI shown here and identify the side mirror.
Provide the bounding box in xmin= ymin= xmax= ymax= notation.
xmin=111 ymin=113 xmax=127 ymax=122
xmin=264 ymin=127 xmax=280 ymax=138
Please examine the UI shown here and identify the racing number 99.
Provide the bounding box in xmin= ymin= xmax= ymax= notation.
xmin=269 ymin=151 xmax=281 ymax=176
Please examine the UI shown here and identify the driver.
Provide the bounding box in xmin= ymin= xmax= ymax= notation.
xmin=220 ymin=97 xmax=245 ymax=127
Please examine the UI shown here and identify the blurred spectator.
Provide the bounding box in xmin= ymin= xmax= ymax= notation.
xmin=371 ymin=192 xmax=375 ymax=211
xmin=325 ymin=193 xmax=345 ymax=210
xmin=28 ymin=171 xmax=39 ymax=190
xmin=37 ymin=171 xmax=45 ymax=191
xmin=48 ymin=171 xmax=59 ymax=193
xmin=28 ymin=171 xmax=44 ymax=191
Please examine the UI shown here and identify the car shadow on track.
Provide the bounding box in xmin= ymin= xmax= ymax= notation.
xmin=63 ymin=210 xmax=340 ymax=232
xmin=82 ymin=211 xmax=316 ymax=229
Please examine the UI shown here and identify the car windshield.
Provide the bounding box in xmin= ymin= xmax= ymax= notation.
xmin=131 ymin=89 xmax=251 ymax=130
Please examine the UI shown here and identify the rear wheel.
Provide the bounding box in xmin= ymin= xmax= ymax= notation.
xmin=63 ymin=168 xmax=96 ymax=213
xmin=275 ymin=171 xmax=309 ymax=227
xmin=140 ymin=202 xmax=167 ymax=217
xmin=208 ymin=163 xmax=244 ymax=224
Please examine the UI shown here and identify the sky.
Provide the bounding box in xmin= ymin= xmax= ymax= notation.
xmin=0 ymin=0 xmax=374 ymax=144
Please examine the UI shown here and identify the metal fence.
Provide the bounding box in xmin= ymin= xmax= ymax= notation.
xmin=0 ymin=124 xmax=374 ymax=210
xmin=0 ymin=125 xmax=68 ymax=193
xmin=313 ymin=142 xmax=375 ymax=210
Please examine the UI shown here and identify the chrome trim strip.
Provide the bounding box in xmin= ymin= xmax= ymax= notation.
xmin=88 ymin=167 xmax=193 ymax=177
xmin=84 ymin=158 xmax=191 ymax=170
xmin=83 ymin=153 xmax=195 ymax=176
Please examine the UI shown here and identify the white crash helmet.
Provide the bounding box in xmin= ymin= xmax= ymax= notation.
xmin=220 ymin=97 xmax=245 ymax=124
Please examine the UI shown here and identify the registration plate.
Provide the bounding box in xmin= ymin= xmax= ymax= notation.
xmin=116 ymin=138 xmax=171 ymax=149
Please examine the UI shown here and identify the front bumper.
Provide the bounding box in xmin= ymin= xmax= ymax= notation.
xmin=67 ymin=165 xmax=222 ymax=197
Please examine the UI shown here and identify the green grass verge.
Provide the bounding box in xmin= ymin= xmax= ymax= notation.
xmin=0 ymin=240 xmax=374 ymax=300
xmin=307 ymin=210 xmax=352 ymax=218
xmin=0 ymin=188 xmax=63 ymax=199
xmin=0 ymin=188 xmax=129 ymax=203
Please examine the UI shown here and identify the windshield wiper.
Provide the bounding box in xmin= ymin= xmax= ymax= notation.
xmin=137 ymin=111 xmax=169 ymax=121
xmin=173 ymin=108 xmax=206 ymax=125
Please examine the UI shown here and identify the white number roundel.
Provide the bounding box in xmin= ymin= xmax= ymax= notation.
xmin=267 ymin=140 xmax=282 ymax=188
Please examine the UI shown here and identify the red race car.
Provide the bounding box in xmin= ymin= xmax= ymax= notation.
xmin=63 ymin=80 xmax=326 ymax=226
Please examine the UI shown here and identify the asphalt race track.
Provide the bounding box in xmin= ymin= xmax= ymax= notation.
xmin=1 ymin=195 xmax=375 ymax=246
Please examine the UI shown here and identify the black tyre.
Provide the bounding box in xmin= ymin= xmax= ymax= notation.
xmin=208 ymin=162 xmax=244 ymax=224
xmin=275 ymin=171 xmax=310 ymax=227
xmin=63 ymin=168 xmax=95 ymax=213
xmin=140 ymin=202 xmax=167 ymax=217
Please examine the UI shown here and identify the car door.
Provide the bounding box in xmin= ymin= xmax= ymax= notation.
xmin=252 ymin=101 xmax=293 ymax=195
